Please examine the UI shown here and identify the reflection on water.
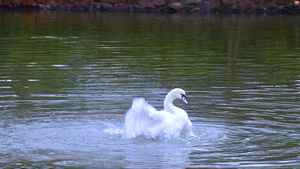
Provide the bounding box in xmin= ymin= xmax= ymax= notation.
xmin=0 ymin=11 xmax=299 ymax=168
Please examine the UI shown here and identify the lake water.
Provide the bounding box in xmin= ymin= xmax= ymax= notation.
xmin=0 ymin=11 xmax=299 ymax=168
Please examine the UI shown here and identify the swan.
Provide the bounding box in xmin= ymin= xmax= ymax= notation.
xmin=124 ymin=88 xmax=194 ymax=140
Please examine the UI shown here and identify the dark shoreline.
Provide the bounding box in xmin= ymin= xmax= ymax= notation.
xmin=1 ymin=0 xmax=300 ymax=14
xmin=1 ymin=7 xmax=300 ymax=14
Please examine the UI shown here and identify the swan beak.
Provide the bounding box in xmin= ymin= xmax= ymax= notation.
xmin=182 ymin=95 xmax=188 ymax=105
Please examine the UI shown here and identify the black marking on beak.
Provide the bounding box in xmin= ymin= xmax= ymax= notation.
xmin=181 ymin=94 xmax=188 ymax=105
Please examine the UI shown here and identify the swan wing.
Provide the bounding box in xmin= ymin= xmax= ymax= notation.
xmin=124 ymin=98 xmax=172 ymax=139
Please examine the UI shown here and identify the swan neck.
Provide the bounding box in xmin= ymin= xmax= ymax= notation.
xmin=164 ymin=92 xmax=177 ymax=112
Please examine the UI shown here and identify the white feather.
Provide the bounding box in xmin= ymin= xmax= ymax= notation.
xmin=124 ymin=88 xmax=194 ymax=140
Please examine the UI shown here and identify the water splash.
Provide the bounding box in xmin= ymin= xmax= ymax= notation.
xmin=102 ymin=123 xmax=124 ymax=136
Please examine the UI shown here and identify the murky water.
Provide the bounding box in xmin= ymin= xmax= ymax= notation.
xmin=0 ymin=11 xmax=299 ymax=168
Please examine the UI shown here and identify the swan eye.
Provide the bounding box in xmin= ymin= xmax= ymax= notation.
xmin=181 ymin=93 xmax=186 ymax=99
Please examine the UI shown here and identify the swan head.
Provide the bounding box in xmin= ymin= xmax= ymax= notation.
xmin=169 ymin=88 xmax=188 ymax=105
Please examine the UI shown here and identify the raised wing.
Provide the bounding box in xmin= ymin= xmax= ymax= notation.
xmin=124 ymin=98 xmax=172 ymax=139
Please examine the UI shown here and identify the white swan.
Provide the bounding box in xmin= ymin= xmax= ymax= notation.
xmin=124 ymin=88 xmax=194 ymax=140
